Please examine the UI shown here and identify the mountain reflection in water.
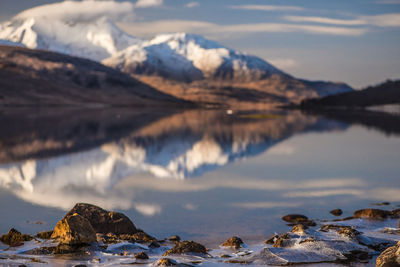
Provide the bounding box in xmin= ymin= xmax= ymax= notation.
xmin=0 ymin=108 xmax=399 ymax=241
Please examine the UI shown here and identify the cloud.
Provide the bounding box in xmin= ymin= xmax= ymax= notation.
xmin=135 ymin=0 xmax=163 ymax=8
xmin=15 ymin=0 xmax=135 ymax=22
xmin=119 ymin=20 xmax=367 ymax=38
xmin=185 ymin=2 xmax=200 ymax=8
xmin=229 ymin=5 xmax=304 ymax=12
xmin=284 ymin=189 xmax=363 ymax=198
xmin=134 ymin=203 xmax=162 ymax=216
xmin=284 ymin=13 xmax=400 ymax=27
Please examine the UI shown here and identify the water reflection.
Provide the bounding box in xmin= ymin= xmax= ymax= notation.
xmin=0 ymin=109 xmax=346 ymax=212
xmin=0 ymin=108 xmax=399 ymax=240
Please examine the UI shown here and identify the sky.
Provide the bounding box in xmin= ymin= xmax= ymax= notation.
xmin=1 ymin=0 xmax=400 ymax=88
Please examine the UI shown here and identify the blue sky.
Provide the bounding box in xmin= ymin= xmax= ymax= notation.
xmin=1 ymin=0 xmax=399 ymax=88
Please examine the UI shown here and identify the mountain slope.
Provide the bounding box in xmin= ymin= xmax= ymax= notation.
xmin=300 ymin=80 xmax=400 ymax=108
xmin=0 ymin=45 xmax=186 ymax=106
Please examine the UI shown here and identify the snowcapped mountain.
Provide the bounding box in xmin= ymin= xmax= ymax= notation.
xmin=103 ymin=33 xmax=282 ymax=82
xmin=0 ymin=16 xmax=140 ymax=62
xmin=0 ymin=1 xmax=353 ymax=105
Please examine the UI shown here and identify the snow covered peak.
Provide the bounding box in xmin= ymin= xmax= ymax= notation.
xmin=104 ymin=32 xmax=281 ymax=82
xmin=0 ymin=1 xmax=140 ymax=61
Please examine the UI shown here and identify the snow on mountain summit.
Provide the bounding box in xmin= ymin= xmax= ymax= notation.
xmin=104 ymin=32 xmax=282 ymax=82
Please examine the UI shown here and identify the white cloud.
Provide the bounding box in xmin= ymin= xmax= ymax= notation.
xmin=134 ymin=203 xmax=162 ymax=216
xmin=229 ymin=5 xmax=304 ymax=12
xmin=285 ymin=13 xmax=400 ymax=27
xmin=119 ymin=20 xmax=367 ymax=38
xmin=15 ymin=0 xmax=135 ymax=22
xmin=135 ymin=0 xmax=163 ymax=8
xmin=185 ymin=2 xmax=200 ymax=8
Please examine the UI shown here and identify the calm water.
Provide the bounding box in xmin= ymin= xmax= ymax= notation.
xmin=0 ymin=108 xmax=399 ymax=246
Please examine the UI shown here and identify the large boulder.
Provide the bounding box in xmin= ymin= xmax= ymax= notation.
xmin=163 ymin=241 xmax=207 ymax=256
xmin=353 ymin=209 xmax=389 ymax=219
xmin=0 ymin=228 xmax=32 ymax=247
xmin=376 ymin=241 xmax=400 ymax=267
xmin=51 ymin=213 xmax=97 ymax=245
xmin=65 ymin=203 xmax=138 ymax=235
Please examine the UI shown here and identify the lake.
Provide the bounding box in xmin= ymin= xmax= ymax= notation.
xmin=0 ymin=108 xmax=399 ymax=248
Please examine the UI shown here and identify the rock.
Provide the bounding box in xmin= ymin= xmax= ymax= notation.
xmin=168 ymin=235 xmax=181 ymax=242
xmin=376 ymin=241 xmax=400 ymax=267
xmin=0 ymin=228 xmax=32 ymax=247
xmin=291 ymin=224 xmax=308 ymax=234
xmin=330 ymin=209 xmax=343 ymax=216
xmin=51 ymin=213 xmax=97 ymax=245
xmin=54 ymin=243 xmax=90 ymax=254
xmin=390 ymin=209 xmax=400 ymax=218
xmin=282 ymin=214 xmax=308 ymax=223
xmin=372 ymin=202 xmax=391 ymax=206
xmin=281 ymin=214 xmax=316 ymax=226
xmin=337 ymin=227 xmax=361 ymax=239
xmin=74 ymin=265 xmax=87 ymax=267
xmin=353 ymin=209 xmax=390 ymax=219
xmin=119 ymin=231 xmax=155 ymax=243
xmin=149 ymin=241 xmax=161 ymax=248
xmin=65 ymin=203 xmax=138 ymax=235
xmin=273 ymin=234 xmax=294 ymax=248
xmin=134 ymin=252 xmax=149 ymax=260
xmin=36 ymin=230 xmax=53 ymax=239
xmin=221 ymin=236 xmax=244 ymax=249
xmin=156 ymin=258 xmax=177 ymax=266
xmin=264 ymin=234 xmax=278 ymax=245
xmin=163 ymin=240 xmax=207 ymax=256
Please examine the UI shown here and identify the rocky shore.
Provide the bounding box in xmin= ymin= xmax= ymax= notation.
xmin=1 ymin=203 xmax=399 ymax=266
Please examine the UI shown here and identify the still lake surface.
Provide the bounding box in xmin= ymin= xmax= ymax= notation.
xmin=0 ymin=108 xmax=399 ymax=246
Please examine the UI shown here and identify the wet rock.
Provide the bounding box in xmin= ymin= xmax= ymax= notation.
xmin=264 ymin=234 xmax=278 ymax=245
xmin=337 ymin=227 xmax=361 ymax=239
xmin=168 ymin=235 xmax=180 ymax=242
xmin=291 ymin=224 xmax=308 ymax=234
xmin=372 ymin=202 xmax=391 ymax=206
xmin=54 ymin=243 xmax=90 ymax=254
xmin=282 ymin=214 xmax=308 ymax=223
xmin=163 ymin=240 xmax=207 ymax=256
xmin=0 ymin=228 xmax=32 ymax=247
xmin=376 ymin=241 xmax=400 ymax=267
xmin=149 ymin=241 xmax=161 ymax=248
xmin=119 ymin=231 xmax=155 ymax=243
xmin=273 ymin=233 xmax=294 ymax=248
xmin=282 ymin=214 xmax=316 ymax=226
xmin=390 ymin=209 xmax=400 ymax=218
xmin=74 ymin=265 xmax=87 ymax=267
xmin=353 ymin=209 xmax=390 ymax=219
xmin=35 ymin=230 xmax=53 ymax=239
xmin=330 ymin=209 xmax=343 ymax=216
xmin=51 ymin=213 xmax=97 ymax=245
xmin=65 ymin=203 xmax=138 ymax=235
xmin=221 ymin=236 xmax=244 ymax=249
xmin=156 ymin=258 xmax=178 ymax=266
xmin=134 ymin=252 xmax=149 ymax=260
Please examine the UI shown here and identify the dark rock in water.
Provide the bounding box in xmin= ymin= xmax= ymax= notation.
xmin=376 ymin=241 xmax=400 ymax=267
xmin=53 ymin=244 xmax=90 ymax=254
xmin=353 ymin=209 xmax=390 ymax=219
xmin=372 ymin=202 xmax=391 ymax=206
xmin=264 ymin=234 xmax=278 ymax=245
xmin=163 ymin=240 xmax=207 ymax=256
xmin=149 ymin=241 xmax=161 ymax=248
xmin=0 ymin=228 xmax=32 ymax=247
xmin=273 ymin=233 xmax=294 ymax=248
xmin=282 ymin=214 xmax=316 ymax=226
xmin=119 ymin=231 xmax=155 ymax=243
xmin=337 ymin=227 xmax=361 ymax=239
xmin=157 ymin=258 xmax=178 ymax=266
xmin=291 ymin=224 xmax=308 ymax=234
xmin=221 ymin=236 xmax=244 ymax=249
xmin=51 ymin=213 xmax=97 ymax=245
xmin=330 ymin=209 xmax=343 ymax=216
xmin=18 ymin=265 xmax=27 ymax=267
xmin=74 ymin=265 xmax=87 ymax=267
xmin=65 ymin=203 xmax=138 ymax=235
xmin=168 ymin=235 xmax=181 ymax=242
xmin=36 ymin=230 xmax=53 ymax=239
xmin=282 ymin=214 xmax=308 ymax=223
xmin=134 ymin=252 xmax=149 ymax=260
xmin=390 ymin=209 xmax=400 ymax=219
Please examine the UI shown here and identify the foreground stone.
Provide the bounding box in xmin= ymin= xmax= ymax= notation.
xmin=51 ymin=213 xmax=97 ymax=245
xmin=65 ymin=203 xmax=138 ymax=235
xmin=330 ymin=209 xmax=343 ymax=216
xmin=376 ymin=241 xmax=400 ymax=267
xmin=281 ymin=214 xmax=316 ymax=226
xmin=36 ymin=230 xmax=53 ymax=239
xmin=163 ymin=241 xmax=207 ymax=256
xmin=157 ymin=258 xmax=178 ymax=266
xmin=221 ymin=236 xmax=244 ymax=249
xmin=0 ymin=228 xmax=32 ymax=247
xmin=353 ymin=209 xmax=390 ymax=219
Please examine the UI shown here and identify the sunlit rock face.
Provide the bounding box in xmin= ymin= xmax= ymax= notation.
xmin=0 ymin=110 xmax=346 ymax=212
